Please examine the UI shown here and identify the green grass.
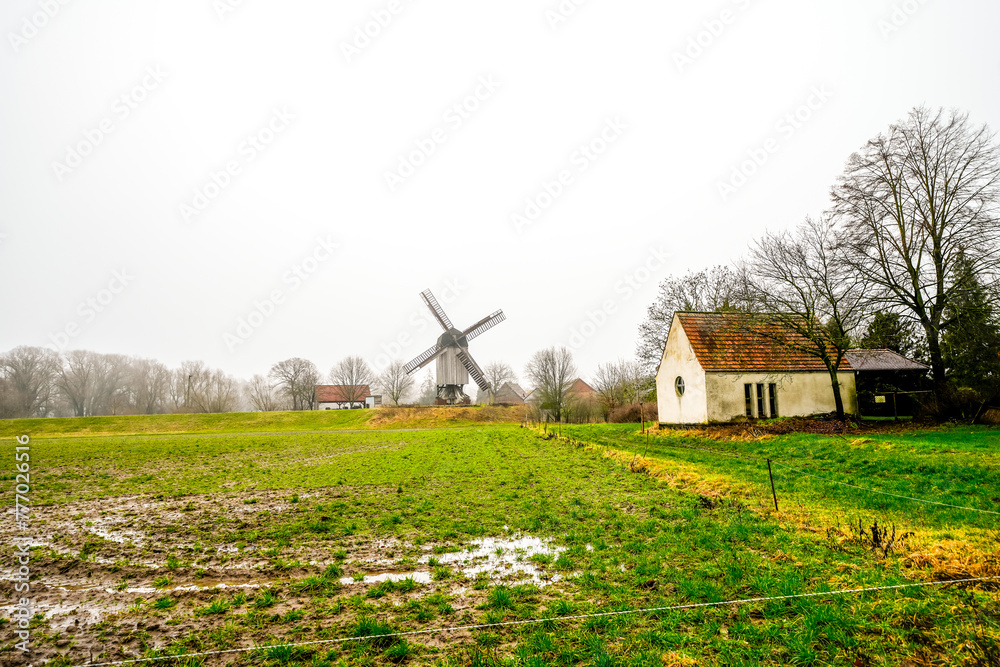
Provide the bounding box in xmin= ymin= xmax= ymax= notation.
xmin=561 ymin=423 xmax=1000 ymax=540
xmin=0 ymin=408 xmax=373 ymax=438
xmin=0 ymin=405 xmax=525 ymax=439
xmin=1 ymin=419 xmax=997 ymax=666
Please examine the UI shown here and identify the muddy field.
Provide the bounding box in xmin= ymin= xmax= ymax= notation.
xmin=3 ymin=487 xmax=578 ymax=665
xmin=3 ymin=423 xmax=998 ymax=666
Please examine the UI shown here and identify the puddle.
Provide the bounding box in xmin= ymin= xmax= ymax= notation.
xmin=340 ymin=534 xmax=567 ymax=588
xmin=339 ymin=571 xmax=434 ymax=586
xmin=40 ymin=578 xmax=281 ymax=595
xmin=427 ymin=535 xmax=567 ymax=586
xmin=87 ymin=527 xmax=146 ymax=546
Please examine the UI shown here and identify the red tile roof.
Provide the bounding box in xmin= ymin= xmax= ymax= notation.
xmin=844 ymin=349 xmax=928 ymax=372
xmin=676 ymin=312 xmax=852 ymax=373
xmin=316 ymin=385 xmax=371 ymax=402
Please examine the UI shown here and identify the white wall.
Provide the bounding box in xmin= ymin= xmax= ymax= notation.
xmin=705 ymin=371 xmax=858 ymax=422
xmin=656 ymin=316 xmax=707 ymax=424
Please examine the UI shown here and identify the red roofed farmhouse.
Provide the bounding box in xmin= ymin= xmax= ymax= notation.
xmin=656 ymin=312 xmax=858 ymax=424
xmin=315 ymin=385 xmax=380 ymax=410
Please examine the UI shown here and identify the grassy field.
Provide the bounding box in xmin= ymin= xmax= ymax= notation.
xmin=1 ymin=416 xmax=997 ymax=666
xmin=0 ymin=405 xmax=526 ymax=439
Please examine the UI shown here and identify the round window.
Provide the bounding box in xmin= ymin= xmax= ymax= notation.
xmin=675 ymin=376 xmax=685 ymax=396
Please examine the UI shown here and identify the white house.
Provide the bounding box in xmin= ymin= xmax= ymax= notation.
xmin=656 ymin=312 xmax=857 ymax=425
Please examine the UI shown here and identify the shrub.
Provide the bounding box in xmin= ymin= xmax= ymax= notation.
xmin=608 ymin=401 xmax=657 ymax=424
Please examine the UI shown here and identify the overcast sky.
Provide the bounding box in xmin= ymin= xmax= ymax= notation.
xmin=2 ymin=0 xmax=999 ymax=385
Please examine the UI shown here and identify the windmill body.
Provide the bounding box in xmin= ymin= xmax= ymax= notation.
xmin=403 ymin=289 xmax=505 ymax=405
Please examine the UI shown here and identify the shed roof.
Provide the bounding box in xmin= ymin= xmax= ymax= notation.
xmin=844 ymin=349 xmax=928 ymax=372
xmin=676 ymin=312 xmax=853 ymax=373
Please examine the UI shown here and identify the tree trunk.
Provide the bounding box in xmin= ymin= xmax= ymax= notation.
xmin=825 ymin=362 xmax=845 ymax=420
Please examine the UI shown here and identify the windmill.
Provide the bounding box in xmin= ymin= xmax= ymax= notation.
xmin=403 ymin=289 xmax=506 ymax=405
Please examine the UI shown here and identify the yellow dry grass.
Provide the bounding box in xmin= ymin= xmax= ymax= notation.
xmin=661 ymin=652 xmax=699 ymax=667
xmin=598 ymin=447 xmax=754 ymax=500
xmin=903 ymin=541 xmax=1000 ymax=584
xmin=367 ymin=404 xmax=527 ymax=427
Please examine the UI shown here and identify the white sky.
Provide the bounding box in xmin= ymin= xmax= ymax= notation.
xmin=2 ymin=0 xmax=999 ymax=384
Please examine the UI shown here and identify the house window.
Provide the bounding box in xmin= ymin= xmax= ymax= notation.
xmin=675 ymin=377 xmax=685 ymax=396
xmin=744 ymin=384 xmax=753 ymax=417
xmin=756 ymin=383 xmax=766 ymax=418
xmin=768 ymin=383 xmax=778 ymax=417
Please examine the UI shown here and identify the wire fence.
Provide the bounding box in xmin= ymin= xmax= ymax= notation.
xmin=74 ymin=575 xmax=1000 ymax=667
xmin=548 ymin=425 xmax=1000 ymax=517
xmin=56 ymin=425 xmax=1000 ymax=667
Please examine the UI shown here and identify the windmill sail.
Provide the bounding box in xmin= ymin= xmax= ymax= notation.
xmin=456 ymin=349 xmax=491 ymax=393
xmin=403 ymin=343 xmax=446 ymax=374
xmin=463 ymin=310 xmax=506 ymax=341
xmin=420 ymin=290 xmax=453 ymax=331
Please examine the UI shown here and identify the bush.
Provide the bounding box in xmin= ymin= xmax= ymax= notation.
xmin=608 ymin=402 xmax=657 ymax=424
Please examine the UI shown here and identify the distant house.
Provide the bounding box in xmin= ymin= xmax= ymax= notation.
xmin=493 ymin=381 xmax=530 ymax=405
xmin=566 ymin=378 xmax=596 ymax=398
xmin=844 ymin=349 xmax=928 ymax=417
xmin=656 ymin=312 xmax=858 ymax=425
xmin=315 ymin=385 xmax=381 ymax=410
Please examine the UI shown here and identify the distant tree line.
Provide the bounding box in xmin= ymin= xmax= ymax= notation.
xmin=635 ymin=106 xmax=1000 ymax=417
xmin=0 ymin=350 xmax=424 ymax=419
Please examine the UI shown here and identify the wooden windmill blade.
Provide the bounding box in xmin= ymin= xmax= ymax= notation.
xmin=456 ymin=349 xmax=491 ymax=393
xmin=462 ymin=310 xmax=506 ymax=341
xmin=420 ymin=289 xmax=453 ymax=331
xmin=403 ymin=342 xmax=446 ymax=374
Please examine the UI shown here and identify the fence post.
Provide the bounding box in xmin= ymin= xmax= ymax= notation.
xmin=767 ymin=459 xmax=779 ymax=512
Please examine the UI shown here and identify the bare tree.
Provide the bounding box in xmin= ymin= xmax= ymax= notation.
xmin=740 ymin=217 xmax=866 ymax=419
xmin=269 ymin=358 xmax=320 ymax=410
xmin=482 ymin=361 xmax=517 ymax=404
xmin=191 ymin=367 xmax=241 ymax=413
xmin=635 ymin=266 xmax=743 ymax=374
xmin=0 ymin=346 xmax=60 ymax=418
xmin=56 ymin=349 xmax=97 ymax=417
xmin=377 ymin=360 xmax=415 ymax=407
xmin=246 ymin=374 xmax=283 ymax=412
xmin=176 ymin=361 xmax=240 ymax=413
xmin=126 ymin=357 xmax=170 ymax=415
xmin=831 ymin=106 xmax=1000 ymax=399
xmin=593 ymin=359 xmax=646 ymax=420
xmin=593 ymin=360 xmax=627 ymax=418
xmin=525 ymin=347 xmax=577 ymax=422
xmin=330 ymin=356 xmax=376 ymax=408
